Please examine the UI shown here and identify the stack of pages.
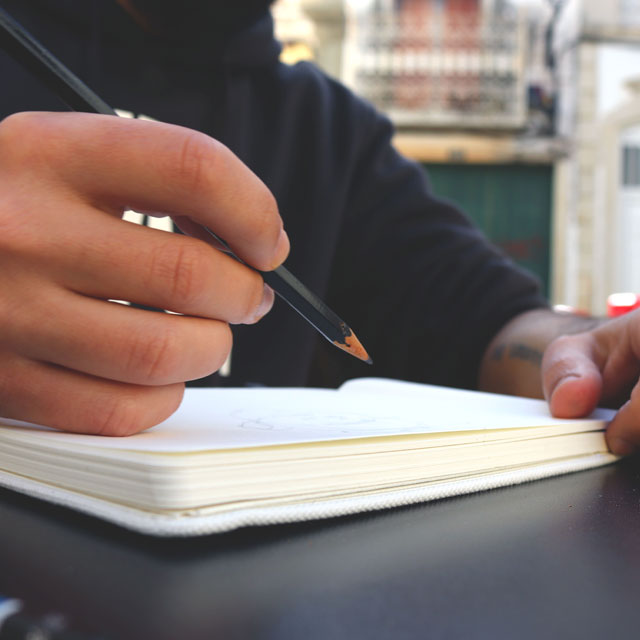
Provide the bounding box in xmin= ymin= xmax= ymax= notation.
xmin=0 ymin=378 xmax=617 ymax=536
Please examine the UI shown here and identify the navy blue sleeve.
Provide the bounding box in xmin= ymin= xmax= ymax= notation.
xmin=310 ymin=97 xmax=548 ymax=389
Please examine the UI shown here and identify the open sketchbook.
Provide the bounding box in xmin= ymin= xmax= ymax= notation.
xmin=0 ymin=378 xmax=618 ymax=536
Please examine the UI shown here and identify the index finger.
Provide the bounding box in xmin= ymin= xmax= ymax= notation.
xmin=2 ymin=111 xmax=290 ymax=271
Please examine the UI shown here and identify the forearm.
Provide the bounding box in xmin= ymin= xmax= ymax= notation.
xmin=478 ymin=308 xmax=604 ymax=398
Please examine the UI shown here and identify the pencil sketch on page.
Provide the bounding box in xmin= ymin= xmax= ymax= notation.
xmin=233 ymin=409 xmax=429 ymax=434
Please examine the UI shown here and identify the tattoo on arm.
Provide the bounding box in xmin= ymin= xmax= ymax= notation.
xmin=490 ymin=342 xmax=543 ymax=366
xmin=508 ymin=343 xmax=543 ymax=366
xmin=487 ymin=311 xmax=604 ymax=374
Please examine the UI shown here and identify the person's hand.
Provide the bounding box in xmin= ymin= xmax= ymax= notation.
xmin=0 ymin=112 xmax=289 ymax=435
xmin=542 ymin=309 xmax=640 ymax=455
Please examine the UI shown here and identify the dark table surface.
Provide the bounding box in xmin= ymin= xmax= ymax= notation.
xmin=2 ymin=455 xmax=640 ymax=640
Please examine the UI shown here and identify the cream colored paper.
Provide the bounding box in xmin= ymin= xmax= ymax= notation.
xmin=0 ymin=378 xmax=615 ymax=454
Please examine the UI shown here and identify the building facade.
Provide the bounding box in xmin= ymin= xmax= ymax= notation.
xmin=343 ymin=0 xmax=530 ymax=129
xmin=275 ymin=0 xmax=560 ymax=296
xmin=553 ymin=0 xmax=640 ymax=312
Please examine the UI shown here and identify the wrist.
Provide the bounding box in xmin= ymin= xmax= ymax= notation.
xmin=478 ymin=308 xmax=604 ymax=398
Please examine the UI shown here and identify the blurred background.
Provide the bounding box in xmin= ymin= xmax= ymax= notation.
xmin=271 ymin=0 xmax=640 ymax=316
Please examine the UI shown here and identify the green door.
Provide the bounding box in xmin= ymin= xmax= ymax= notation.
xmin=425 ymin=163 xmax=552 ymax=296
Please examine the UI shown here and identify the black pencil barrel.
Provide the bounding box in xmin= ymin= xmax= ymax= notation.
xmin=203 ymin=227 xmax=353 ymax=346
xmin=262 ymin=267 xmax=351 ymax=345
xmin=0 ymin=7 xmax=115 ymax=115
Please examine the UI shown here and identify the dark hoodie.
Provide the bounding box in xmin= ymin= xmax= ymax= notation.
xmin=0 ymin=0 xmax=547 ymax=389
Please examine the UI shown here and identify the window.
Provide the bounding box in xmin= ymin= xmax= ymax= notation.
xmin=622 ymin=145 xmax=640 ymax=186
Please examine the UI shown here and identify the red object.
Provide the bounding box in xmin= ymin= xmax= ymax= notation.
xmin=607 ymin=293 xmax=640 ymax=317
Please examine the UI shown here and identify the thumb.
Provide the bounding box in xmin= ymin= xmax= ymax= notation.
xmin=541 ymin=334 xmax=603 ymax=418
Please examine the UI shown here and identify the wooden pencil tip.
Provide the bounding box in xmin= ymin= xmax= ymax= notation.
xmin=334 ymin=331 xmax=372 ymax=364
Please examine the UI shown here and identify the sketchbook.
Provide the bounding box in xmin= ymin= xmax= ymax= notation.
xmin=0 ymin=378 xmax=618 ymax=536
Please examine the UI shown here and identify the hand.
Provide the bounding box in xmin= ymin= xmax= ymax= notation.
xmin=0 ymin=112 xmax=289 ymax=434
xmin=542 ymin=310 xmax=640 ymax=455
xmin=479 ymin=307 xmax=640 ymax=455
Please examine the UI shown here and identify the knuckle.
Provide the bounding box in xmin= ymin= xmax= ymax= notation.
xmin=126 ymin=327 xmax=181 ymax=384
xmin=153 ymin=239 xmax=210 ymax=309
xmin=0 ymin=112 xmax=35 ymax=144
xmin=251 ymin=190 xmax=280 ymax=238
xmin=542 ymin=346 xmax=572 ymax=382
xmin=0 ymin=191 xmax=49 ymax=258
xmin=0 ymin=112 xmax=48 ymax=166
xmin=543 ymin=335 xmax=576 ymax=365
xmin=246 ymin=191 xmax=283 ymax=270
xmin=89 ymin=385 xmax=185 ymax=437
xmin=91 ymin=394 xmax=142 ymax=437
xmin=174 ymin=130 xmax=220 ymax=195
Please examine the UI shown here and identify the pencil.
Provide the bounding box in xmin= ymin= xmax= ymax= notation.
xmin=0 ymin=7 xmax=372 ymax=364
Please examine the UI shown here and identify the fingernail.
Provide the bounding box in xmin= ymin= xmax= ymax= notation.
xmin=609 ymin=437 xmax=635 ymax=457
xmin=272 ymin=228 xmax=290 ymax=269
xmin=251 ymin=284 xmax=275 ymax=323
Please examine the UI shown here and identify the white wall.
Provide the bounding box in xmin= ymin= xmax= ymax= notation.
xmin=597 ymin=44 xmax=640 ymax=118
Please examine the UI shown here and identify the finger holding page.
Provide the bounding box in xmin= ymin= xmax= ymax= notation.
xmin=542 ymin=332 xmax=603 ymax=419
xmin=541 ymin=311 xmax=640 ymax=455
xmin=0 ymin=353 xmax=185 ymax=436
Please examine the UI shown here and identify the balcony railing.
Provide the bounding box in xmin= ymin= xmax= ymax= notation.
xmin=343 ymin=9 xmax=527 ymax=129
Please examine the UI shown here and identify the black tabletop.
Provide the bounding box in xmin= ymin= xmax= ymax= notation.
xmin=2 ymin=455 xmax=640 ymax=639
